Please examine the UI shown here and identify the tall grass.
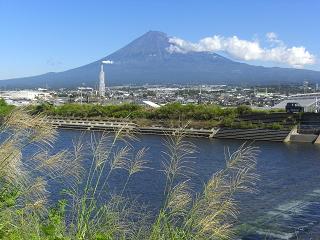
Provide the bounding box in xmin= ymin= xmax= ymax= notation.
xmin=149 ymin=131 xmax=259 ymax=240
xmin=0 ymin=109 xmax=83 ymax=239
xmin=0 ymin=109 xmax=259 ymax=239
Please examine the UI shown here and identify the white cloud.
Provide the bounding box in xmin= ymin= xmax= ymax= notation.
xmin=266 ymin=32 xmax=278 ymax=42
xmin=102 ymin=60 xmax=114 ymax=64
xmin=167 ymin=33 xmax=316 ymax=68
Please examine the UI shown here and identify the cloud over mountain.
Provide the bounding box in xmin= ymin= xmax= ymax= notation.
xmin=0 ymin=30 xmax=319 ymax=89
xmin=167 ymin=33 xmax=316 ymax=68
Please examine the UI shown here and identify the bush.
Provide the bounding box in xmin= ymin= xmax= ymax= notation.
xmin=29 ymin=102 xmax=54 ymax=115
xmin=267 ymin=122 xmax=283 ymax=130
xmin=236 ymin=105 xmax=252 ymax=116
xmin=29 ymin=102 xmax=291 ymax=130
xmin=149 ymin=103 xmax=235 ymax=121
xmin=0 ymin=98 xmax=14 ymax=117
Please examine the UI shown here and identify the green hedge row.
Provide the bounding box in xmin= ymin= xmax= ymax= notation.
xmin=30 ymin=102 xmax=252 ymax=120
xmin=28 ymin=103 xmax=288 ymax=129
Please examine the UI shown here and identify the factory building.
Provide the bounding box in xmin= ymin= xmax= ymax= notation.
xmin=0 ymin=90 xmax=52 ymax=106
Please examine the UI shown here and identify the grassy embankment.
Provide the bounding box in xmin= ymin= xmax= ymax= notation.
xmin=30 ymin=102 xmax=290 ymax=130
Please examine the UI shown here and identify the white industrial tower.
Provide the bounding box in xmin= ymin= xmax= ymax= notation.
xmin=99 ymin=64 xmax=106 ymax=97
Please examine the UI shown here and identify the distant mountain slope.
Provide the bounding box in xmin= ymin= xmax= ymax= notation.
xmin=1 ymin=31 xmax=320 ymax=88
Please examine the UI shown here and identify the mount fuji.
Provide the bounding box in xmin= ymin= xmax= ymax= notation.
xmin=1 ymin=31 xmax=319 ymax=88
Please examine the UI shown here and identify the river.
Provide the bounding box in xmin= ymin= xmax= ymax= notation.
xmin=51 ymin=129 xmax=320 ymax=239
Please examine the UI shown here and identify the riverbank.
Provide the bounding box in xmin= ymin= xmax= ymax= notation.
xmin=31 ymin=103 xmax=292 ymax=130
xmin=46 ymin=117 xmax=320 ymax=143
xmin=46 ymin=117 xmax=219 ymax=138
xmin=3 ymin=101 xmax=320 ymax=142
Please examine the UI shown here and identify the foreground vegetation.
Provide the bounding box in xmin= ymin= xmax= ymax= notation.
xmin=30 ymin=102 xmax=290 ymax=130
xmin=0 ymin=99 xmax=14 ymax=117
xmin=0 ymin=109 xmax=259 ymax=239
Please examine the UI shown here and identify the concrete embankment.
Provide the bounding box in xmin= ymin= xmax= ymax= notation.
xmin=214 ymin=128 xmax=290 ymax=142
xmin=37 ymin=112 xmax=320 ymax=143
xmin=289 ymin=133 xmax=318 ymax=143
xmin=45 ymin=117 xmax=316 ymax=143
xmin=45 ymin=117 xmax=217 ymax=138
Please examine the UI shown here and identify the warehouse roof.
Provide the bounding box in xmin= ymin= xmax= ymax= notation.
xmin=273 ymin=98 xmax=318 ymax=109
xmin=142 ymin=100 xmax=161 ymax=108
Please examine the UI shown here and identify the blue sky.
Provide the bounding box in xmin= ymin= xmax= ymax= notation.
xmin=0 ymin=0 xmax=319 ymax=79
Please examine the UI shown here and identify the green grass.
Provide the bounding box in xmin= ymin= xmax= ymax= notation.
xmin=0 ymin=99 xmax=14 ymax=117
xmin=30 ymin=102 xmax=278 ymax=120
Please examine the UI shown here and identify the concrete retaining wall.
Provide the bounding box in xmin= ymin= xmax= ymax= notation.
xmin=213 ymin=128 xmax=290 ymax=142
xmin=290 ymin=134 xmax=318 ymax=143
xmin=47 ymin=118 xmax=320 ymax=143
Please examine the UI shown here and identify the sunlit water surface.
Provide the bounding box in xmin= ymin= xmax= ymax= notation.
xmin=49 ymin=129 xmax=320 ymax=239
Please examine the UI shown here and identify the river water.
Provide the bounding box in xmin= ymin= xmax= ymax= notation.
xmin=52 ymin=129 xmax=320 ymax=239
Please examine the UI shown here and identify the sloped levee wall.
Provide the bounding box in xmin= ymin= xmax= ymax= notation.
xmin=47 ymin=118 xmax=320 ymax=143
xmin=299 ymin=113 xmax=320 ymax=134
xmin=239 ymin=113 xmax=297 ymax=128
xmin=46 ymin=118 xmax=215 ymax=138
xmin=214 ymin=128 xmax=291 ymax=142
xmin=289 ymin=134 xmax=318 ymax=143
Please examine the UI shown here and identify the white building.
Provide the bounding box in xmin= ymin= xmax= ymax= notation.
xmin=0 ymin=90 xmax=52 ymax=106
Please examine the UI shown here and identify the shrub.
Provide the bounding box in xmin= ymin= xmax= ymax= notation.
xmin=236 ymin=105 xmax=252 ymax=116
xmin=0 ymin=98 xmax=14 ymax=117
xmin=267 ymin=122 xmax=283 ymax=130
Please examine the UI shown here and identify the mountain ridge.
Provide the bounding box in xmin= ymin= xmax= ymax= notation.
xmin=1 ymin=31 xmax=319 ymax=89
